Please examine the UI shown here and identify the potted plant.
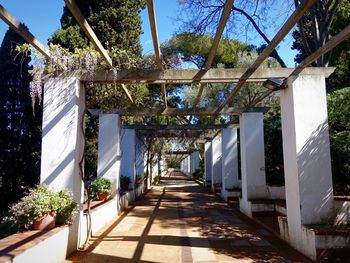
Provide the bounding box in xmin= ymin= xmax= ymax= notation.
xmin=120 ymin=175 xmax=131 ymax=191
xmin=3 ymin=185 xmax=77 ymax=231
xmin=90 ymin=177 xmax=112 ymax=201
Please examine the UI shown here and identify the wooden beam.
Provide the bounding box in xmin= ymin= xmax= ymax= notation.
xmin=146 ymin=0 xmax=168 ymax=108
xmin=193 ymin=0 xmax=234 ymax=108
xmin=205 ymin=0 xmax=234 ymax=70
xmin=123 ymin=124 xmax=235 ymax=130
xmin=146 ymin=0 xmax=162 ymax=70
xmin=78 ymin=67 xmax=334 ymax=83
xmin=0 ymin=4 xmax=50 ymax=59
xmin=120 ymin=83 xmax=134 ymax=104
xmin=214 ymin=0 xmax=316 ymax=114
xmin=88 ymin=107 xmax=267 ymax=116
xmin=64 ymin=0 xmax=112 ymax=67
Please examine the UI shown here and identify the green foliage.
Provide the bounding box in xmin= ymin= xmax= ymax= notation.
xmin=153 ymin=175 xmax=161 ymax=183
xmin=89 ymin=177 xmax=113 ymax=200
xmin=0 ymin=26 xmax=42 ymax=213
xmin=120 ymin=175 xmax=131 ymax=190
xmin=264 ymin=102 xmax=285 ymax=185
xmin=161 ymin=33 xmax=250 ymax=69
xmin=327 ymin=87 xmax=350 ymax=194
xmin=193 ymin=168 xmax=204 ymax=180
xmin=292 ymin=1 xmax=350 ymax=92
xmin=2 ymin=185 xmax=76 ymax=230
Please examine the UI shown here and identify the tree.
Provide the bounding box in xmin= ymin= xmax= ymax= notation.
xmin=292 ymin=0 xmax=350 ymax=91
xmin=327 ymin=87 xmax=350 ymax=194
xmin=50 ymin=0 xmax=145 ymax=61
xmin=0 ymin=26 xmax=42 ymax=212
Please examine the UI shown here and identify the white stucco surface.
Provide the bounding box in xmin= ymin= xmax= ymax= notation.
xmin=221 ymin=128 xmax=239 ymax=201
xmin=204 ymin=142 xmax=212 ymax=184
xmin=211 ymin=134 xmax=222 ymax=191
xmin=41 ymin=77 xmax=85 ymax=253
xmin=120 ymin=129 xmax=136 ymax=187
xmin=280 ymin=74 xmax=334 ymax=257
xmin=97 ymin=114 xmax=121 ymax=194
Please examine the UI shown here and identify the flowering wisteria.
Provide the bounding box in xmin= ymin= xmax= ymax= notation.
xmin=16 ymin=43 xmax=184 ymax=109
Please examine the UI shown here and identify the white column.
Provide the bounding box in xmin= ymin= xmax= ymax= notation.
xmin=211 ymin=133 xmax=222 ymax=192
xmin=120 ymin=129 xmax=136 ymax=189
xmin=97 ymin=114 xmax=121 ymax=194
xmin=205 ymin=142 xmax=212 ymax=186
xmin=280 ymin=75 xmax=333 ymax=255
xmin=136 ymin=137 xmax=145 ymax=177
xmin=239 ymin=111 xmax=267 ymax=216
xmin=192 ymin=151 xmax=200 ymax=172
xmin=40 ymin=77 xmax=84 ymax=253
xmin=221 ymin=127 xmax=239 ymax=200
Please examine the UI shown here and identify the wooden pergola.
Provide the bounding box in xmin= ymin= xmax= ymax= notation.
xmin=1 ymin=0 xmax=349 ymax=120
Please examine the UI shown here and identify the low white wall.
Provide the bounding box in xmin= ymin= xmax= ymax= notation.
xmin=333 ymin=200 xmax=350 ymax=225
xmin=266 ymin=186 xmax=285 ymax=199
xmin=1 ymin=185 xmax=145 ymax=263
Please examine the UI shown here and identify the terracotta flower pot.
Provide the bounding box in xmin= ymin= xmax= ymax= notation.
xmin=33 ymin=212 xmax=56 ymax=230
xmin=98 ymin=192 xmax=108 ymax=201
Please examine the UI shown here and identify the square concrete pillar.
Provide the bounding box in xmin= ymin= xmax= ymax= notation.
xmin=239 ymin=111 xmax=267 ymax=216
xmin=41 ymin=77 xmax=85 ymax=253
xmin=279 ymin=74 xmax=334 ymax=258
xmin=97 ymin=114 xmax=121 ymax=195
xmin=221 ymin=127 xmax=239 ymax=201
xmin=136 ymin=137 xmax=145 ymax=177
xmin=192 ymin=151 xmax=200 ymax=173
xmin=120 ymin=129 xmax=136 ymax=189
xmin=204 ymin=142 xmax=212 ymax=186
xmin=211 ymin=134 xmax=222 ymax=192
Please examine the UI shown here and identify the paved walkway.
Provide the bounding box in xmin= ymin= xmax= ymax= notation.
xmin=66 ymin=171 xmax=311 ymax=263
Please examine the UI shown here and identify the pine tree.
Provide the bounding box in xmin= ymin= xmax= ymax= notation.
xmin=0 ymin=26 xmax=42 ymax=212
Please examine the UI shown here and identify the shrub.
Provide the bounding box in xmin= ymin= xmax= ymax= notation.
xmin=89 ymin=177 xmax=113 ymax=200
xmin=2 ymin=185 xmax=77 ymax=230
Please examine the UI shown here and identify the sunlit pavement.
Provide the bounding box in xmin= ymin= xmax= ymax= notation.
xmin=65 ymin=171 xmax=311 ymax=263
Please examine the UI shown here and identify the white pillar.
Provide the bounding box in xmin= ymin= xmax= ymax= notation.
xmin=136 ymin=137 xmax=145 ymax=177
xmin=205 ymin=142 xmax=212 ymax=186
xmin=239 ymin=111 xmax=267 ymax=216
xmin=211 ymin=133 xmax=222 ymax=192
xmin=280 ymin=74 xmax=334 ymax=257
xmin=120 ymin=129 xmax=136 ymax=189
xmin=97 ymin=114 xmax=121 ymax=194
xmin=192 ymin=151 xmax=200 ymax=172
xmin=40 ymin=77 xmax=84 ymax=253
xmin=221 ymin=127 xmax=239 ymax=201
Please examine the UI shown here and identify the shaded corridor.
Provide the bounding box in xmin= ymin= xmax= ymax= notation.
xmin=65 ymin=171 xmax=311 ymax=263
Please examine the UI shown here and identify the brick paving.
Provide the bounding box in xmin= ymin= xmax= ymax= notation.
xmin=65 ymin=171 xmax=312 ymax=263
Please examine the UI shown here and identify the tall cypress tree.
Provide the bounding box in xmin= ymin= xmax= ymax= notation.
xmin=0 ymin=26 xmax=42 ymax=212
xmin=50 ymin=0 xmax=145 ymax=59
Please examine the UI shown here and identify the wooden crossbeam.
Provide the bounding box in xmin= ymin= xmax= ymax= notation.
xmin=78 ymin=67 xmax=334 ymax=83
xmin=89 ymin=107 xmax=267 ymax=116
xmin=146 ymin=0 xmax=162 ymax=70
xmin=146 ymin=0 xmax=168 ymax=108
xmin=248 ymin=25 xmax=350 ymax=108
xmin=123 ymin=124 xmax=235 ymax=130
xmin=0 ymin=4 xmax=50 ymax=59
xmin=120 ymin=83 xmax=134 ymax=104
xmin=64 ymin=0 xmax=112 ymax=67
xmin=193 ymin=0 xmax=234 ymax=108
xmin=291 ymin=24 xmax=350 ymax=77
xmin=64 ymin=0 xmax=135 ymax=103
xmin=214 ymin=0 xmax=316 ymax=115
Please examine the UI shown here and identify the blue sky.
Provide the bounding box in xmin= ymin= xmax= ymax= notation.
xmin=0 ymin=0 xmax=297 ymax=66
